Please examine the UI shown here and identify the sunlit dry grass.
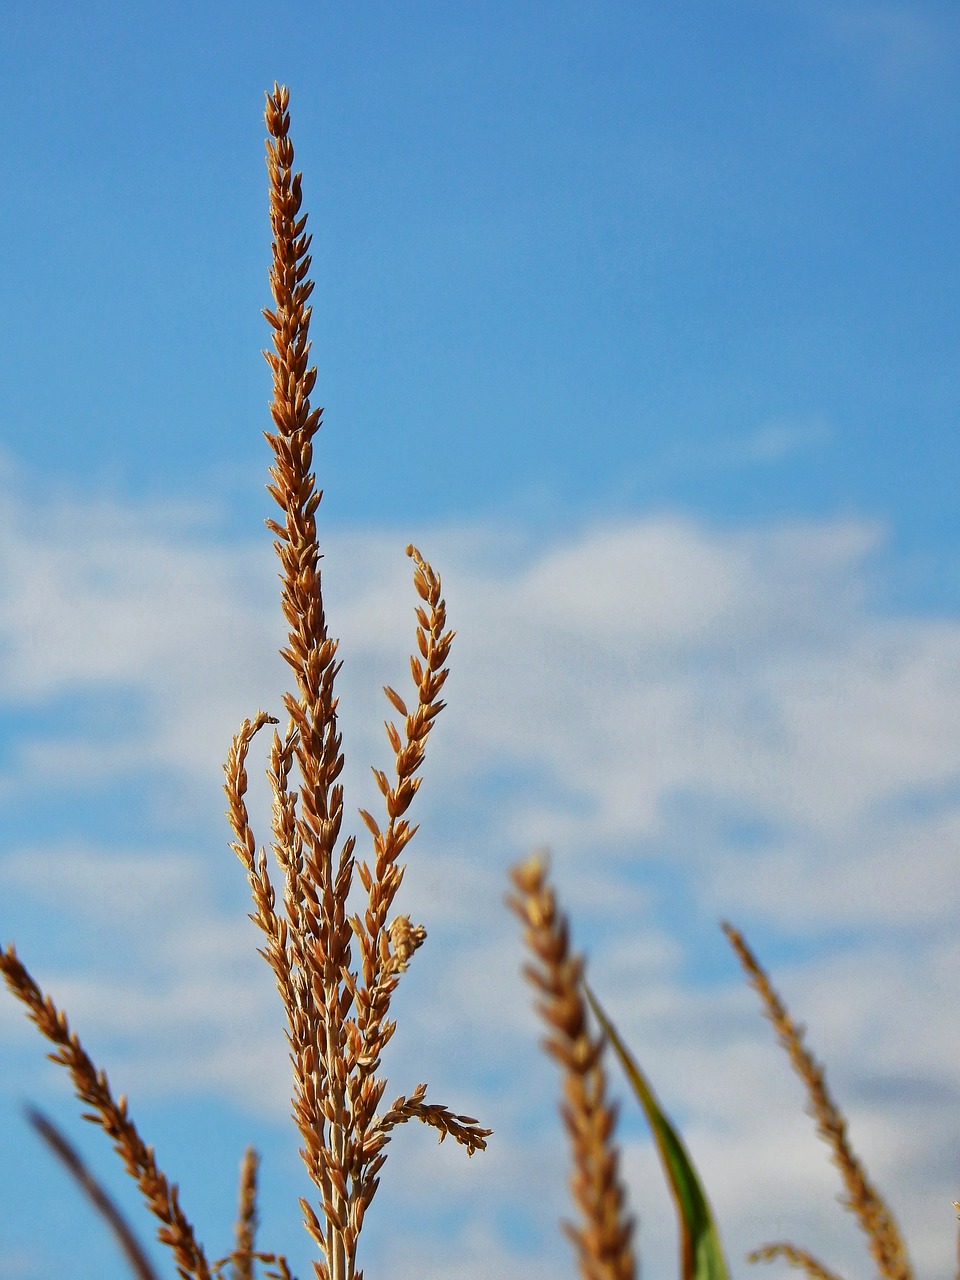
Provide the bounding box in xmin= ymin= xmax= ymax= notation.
xmin=1 ymin=79 xmax=954 ymax=1280
xmin=1 ymin=83 xmax=488 ymax=1280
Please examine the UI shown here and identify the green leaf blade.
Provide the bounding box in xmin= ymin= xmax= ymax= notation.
xmin=586 ymin=983 xmax=731 ymax=1280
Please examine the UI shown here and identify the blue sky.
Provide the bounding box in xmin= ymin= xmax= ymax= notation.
xmin=2 ymin=3 xmax=960 ymax=1280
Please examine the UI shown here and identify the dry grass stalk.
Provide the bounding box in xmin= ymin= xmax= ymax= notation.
xmin=2 ymin=81 xmax=486 ymax=1280
xmin=746 ymin=1242 xmax=847 ymax=1280
xmin=208 ymin=1149 xmax=294 ymax=1280
xmin=508 ymin=853 xmax=636 ymax=1280
xmin=26 ymin=1106 xmax=161 ymax=1280
xmin=230 ymin=1148 xmax=260 ymax=1280
xmin=0 ymin=945 xmax=211 ymax=1280
xmin=722 ymin=922 xmax=912 ymax=1280
xmin=223 ymin=82 xmax=490 ymax=1280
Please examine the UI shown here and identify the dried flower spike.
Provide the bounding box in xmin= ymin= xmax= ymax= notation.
xmin=509 ymin=854 xmax=635 ymax=1280
xmin=724 ymin=921 xmax=912 ymax=1280
xmin=224 ymin=83 xmax=489 ymax=1280
xmin=0 ymin=80 xmax=486 ymax=1280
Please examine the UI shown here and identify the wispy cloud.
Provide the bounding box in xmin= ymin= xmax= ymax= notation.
xmin=812 ymin=1 xmax=954 ymax=85
xmin=641 ymin=418 xmax=831 ymax=487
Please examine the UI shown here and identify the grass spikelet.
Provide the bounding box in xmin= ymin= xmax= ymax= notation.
xmin=722 ymin=921 xmax=912 ymax=1280
xmin=508 ymin=853 xmax=636 ymax=1280
xmin=3 ymin=82 xmax=488 ymax=1280
xmin=0 ymin=946 xmax=211 ymax=1280
xmin=746 ymin=1242 xmax=848 ymax=1280
xmin=223 ymin=83 xmax=490 ymax=1280
xmin=229 ymin=1148 xmax=260 ymax=1280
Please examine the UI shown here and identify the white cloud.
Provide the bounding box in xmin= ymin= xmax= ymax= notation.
xmin=2 ymin=479 xmax=960 ymax=1280
xmin=0 ymin=845 xmax=290 ymax=1113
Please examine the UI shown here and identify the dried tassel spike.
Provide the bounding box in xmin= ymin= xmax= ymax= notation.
xmin=724 ymin=922 xmax=911 ymax=1280
xmin=509 ymin=854 xmax=635 ymax=1280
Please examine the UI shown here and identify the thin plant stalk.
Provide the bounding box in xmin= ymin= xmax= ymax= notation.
xmin=26 ymin=1106 xmax=161 ymax=1280
xmin=723 ymin=921 xmax=912 ymax=1280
